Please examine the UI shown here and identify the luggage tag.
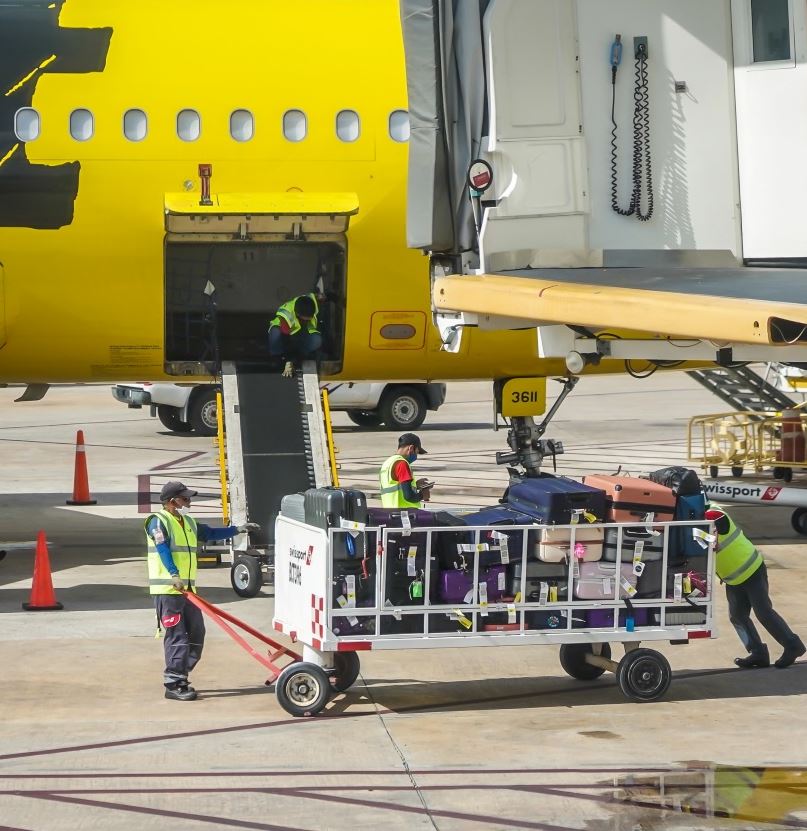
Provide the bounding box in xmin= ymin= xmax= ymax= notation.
xmin=463 ymin=588 xmax=475 ymax=604
xmin=548 ymin=584 xmax=558 ymax=603
xmin=491 ymin=531 xmax=510 ymax=564
xmin=692 ymin=528 xmax=716 ymax=549
xmin=339 ymin=518 xmax=366 ymax=537
xmin=336 ymin=594 xmax=359 ymax=627
xmin=539 ymin=582 xmax=549 ymax=606
xmin=451 ymin=609 xmax=473 ymax=629
xmin=514 ymin=591 xmax=522 ymax=603
xmin=498 ymin=570 xmax=506 ymax=592
xmin=458 ymin=543 xmax=490 ymax=553
xmin=345 ymin=574 xmax=357 ymax=607
xmin=479 ymin=582 xmax=489 ymax=616
xmin=619 ymin=576 xmax=637 ymax=598
xmin=507 ymin=602 xmax=517 ymax=624
xmin=632 ymin=540 xmax=645 ymax=577
xmin=400 ymin=511 xmax=412 ymax=537
xmin=407 ymin=546 xmax=418 ymax=577
xmin=572 ymin=509 xmax=598 ymax=524
xmin=682 ymin=574 xmax=692 ymax=595
xmin=642 ymin=512 xmax=661 ymax=536
xmin=673 ymin=572 xmax=683 ymax=602
xmin=602 ymin=577 xmax=612 ymax=595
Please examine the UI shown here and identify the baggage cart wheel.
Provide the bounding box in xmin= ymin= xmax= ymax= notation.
xmin=330 ymin=652 xmax=361 ymax=692
xmin=783 ymin=467 xmax=794 ymax=483
xmin=230 ymin=555 xmax=262 ymax=597
xmin=616 ymin=648 xmax=672 ymax=702
xmin=559 ymin=642 xmax=611 ymax=681
xmin=773 ymin=467 xmax=786 ymax=480
xmin=731 ymin=465 xmax=744 ymax=478
xmin=709 ymin=465 xmax=719 ymax=479
xmin=275 ymin=662 xmax=331 ymax=717
xmin=791 ymin=508 xmax=807 ymax=536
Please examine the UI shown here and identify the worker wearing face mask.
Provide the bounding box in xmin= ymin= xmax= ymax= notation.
xmin=146 ymin=480 xmax=259 ymax=701
xmin=379 ymin=433 xmax=433 ymax=509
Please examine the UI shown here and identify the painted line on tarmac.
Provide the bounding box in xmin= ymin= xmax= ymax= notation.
xmin=150 ymin=451 xmax=206 ymax=471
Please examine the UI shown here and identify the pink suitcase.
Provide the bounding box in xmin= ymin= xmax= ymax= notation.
xmin=573 ymin=562 xmax=638 ymax=599
xmin=536 ymin=526 xmax=603 ymax=562
xmin=581 ymin=474 xmax=675 ymax=524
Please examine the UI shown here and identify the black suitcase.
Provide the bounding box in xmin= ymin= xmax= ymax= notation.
xmin=304 ymin=486 xmax=369 ymax=560
xmin=462 ymin=505 xmax=538 ymax=567
xmin=525 ymin=609 xmax=586 ymax=631
xmin=635 ymin=554 xmax=705 ymax=598
xmin=602 ymin=527 xmax=664 ymax=563
xmin=384 ymin=554 xmax=439 ymax=607
xmin=646 ymin=466 xmax=702 ymax=496
xmin=331 ymin=557 xmax=376 ymax=636
xmin=507 ymin=560 xmax=570 ymax=600
xmin=504 ymin=474 xmax=606 ymax=525
xmin=431 ymin=511 xmax=471 ymax=569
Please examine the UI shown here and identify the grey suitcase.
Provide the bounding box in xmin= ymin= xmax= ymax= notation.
xmin=280 ymin=493 xmax=306 ymax=523
xmin=303 ymin=487 xmax=369 ymax=560
xmin=602 ymin=527 xmax=664 ymax=563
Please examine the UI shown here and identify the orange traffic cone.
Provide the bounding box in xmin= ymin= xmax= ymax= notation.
xmin=66 ymin=429 xmax=96 ymax=505
xmin=22 ymin=530 xmax=63 ymax=611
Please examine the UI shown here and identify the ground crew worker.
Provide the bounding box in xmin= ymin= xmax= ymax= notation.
xmin=706 ymin=504 xmax=805 ymax=669
xmin=146 ymin=480 xmax=258 ymax=700
xmin=379 ymin=433 xmax=433 ymax=508
xmin=268 ymin=293 xmax=323 ymax=375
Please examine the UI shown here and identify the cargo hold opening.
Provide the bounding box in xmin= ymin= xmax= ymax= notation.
xmin=163 ymin=192 xmax=357 ymax=375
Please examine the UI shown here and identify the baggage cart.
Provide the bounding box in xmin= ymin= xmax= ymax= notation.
xmin=272 ymin=512 xmax=717 ymax=716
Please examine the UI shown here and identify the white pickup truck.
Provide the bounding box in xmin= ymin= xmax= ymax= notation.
xmin=111 ymin=381 xmax=446 ymax=435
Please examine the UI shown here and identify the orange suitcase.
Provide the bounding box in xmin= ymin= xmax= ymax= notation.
xmin=581 ymin=474 xmax=675 ymax=524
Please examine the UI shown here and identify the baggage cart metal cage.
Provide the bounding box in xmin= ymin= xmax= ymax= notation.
xmin=271 ymin=514 xmax=717 ymax=716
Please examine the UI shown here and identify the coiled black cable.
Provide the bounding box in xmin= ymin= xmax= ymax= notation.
xmin=610 ymin=44 xmax=653 ymax=221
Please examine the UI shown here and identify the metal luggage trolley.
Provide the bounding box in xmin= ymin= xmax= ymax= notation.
xmin=272 ymin=514 xmax=717 ymax=717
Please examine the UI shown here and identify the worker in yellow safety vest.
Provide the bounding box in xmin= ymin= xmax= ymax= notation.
xmin=268 ymin=293 xmax=323 ymax=376
xmin=147 ymin=480 xmax=259 ymax=700
xmin=379 ymin=433 xmax=433 ymax=509
xmin=706 ymin=504 xmax=804 ymax=669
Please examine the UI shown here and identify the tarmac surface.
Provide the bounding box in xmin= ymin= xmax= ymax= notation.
xmin=1 ymin=374 xmax=807 ymax=830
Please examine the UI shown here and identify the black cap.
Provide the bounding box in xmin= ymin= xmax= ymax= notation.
xmin=160 ymin=480 xmax=198 ymax=501
xmin=398 ymin=433 xmax=427 ymax=454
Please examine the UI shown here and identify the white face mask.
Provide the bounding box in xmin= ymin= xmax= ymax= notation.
xmin=176 ymin=504 xmax=191 ymax=517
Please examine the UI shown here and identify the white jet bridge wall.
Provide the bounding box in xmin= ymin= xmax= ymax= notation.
xmin=479 ymin=0 xmax=742 ymax=261
xmin=576 ymin=0 xmax=742 ymax=255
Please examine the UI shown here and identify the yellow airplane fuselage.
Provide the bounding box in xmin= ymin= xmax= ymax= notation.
xmin=0 ymin=0 xmax=586 ymax=384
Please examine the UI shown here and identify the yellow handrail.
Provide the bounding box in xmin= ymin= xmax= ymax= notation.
xmin=321 ymin=388 xmax=340 ymax=487
xmin=215 ymin=389 xmax=230 ymax=524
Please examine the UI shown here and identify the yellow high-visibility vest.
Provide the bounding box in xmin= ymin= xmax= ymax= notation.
xmin=715 ymin=513 xmax=763 ymax=586
xmin=270 ymin=293 xmax=319 ymax=335
xmin=379 ymin=454 xmax=421 ymax=509
xmin=145 ymin=510 xmax=198 ymax=595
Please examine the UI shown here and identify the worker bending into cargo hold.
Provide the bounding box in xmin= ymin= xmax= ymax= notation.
xmin=379 ymin=433 xmax=433 ymax=508
xmin=706 ymin=504 xmax=805 ymax=669
xmin=146 ymin=480 xmax=259 ymax=700
xmin=268 ymin=293 xmax=323 ymax=376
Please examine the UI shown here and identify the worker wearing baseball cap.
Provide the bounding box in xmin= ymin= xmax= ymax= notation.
xmin=379 ymin=433 xmax=433 ymax=509
xmin=146 ymin=480 xmax=260 ymax=700
xmin=706 ymin=503 xmax=804 ymax=669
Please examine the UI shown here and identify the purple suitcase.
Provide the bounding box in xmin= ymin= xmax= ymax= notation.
xmin=586 ymin=607 xmax=649 ymax=628
xmin=438 ymin=564 xmax=507 ymax=603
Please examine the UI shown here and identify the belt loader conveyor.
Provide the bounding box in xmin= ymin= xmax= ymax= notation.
xmin=271 ymin=516 xmax=717 ymax=716
xmin=220 ymin=360 xmax=332 ymax=597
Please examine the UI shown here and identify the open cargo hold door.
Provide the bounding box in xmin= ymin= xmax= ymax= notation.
xmin=163 ymin=192 xmax=358 ymax=375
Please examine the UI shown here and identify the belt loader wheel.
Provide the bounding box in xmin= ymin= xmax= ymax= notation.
xmin=230 ymin=555 xmax=262 ymax=597
xmin=275 ymin=662 xmax=331 ymax=717
xmin=616 ymin=648 xmax=671 ymax=702
xmin=330 ymin=652 xmax=361 ymax=692
xmin=559 ymin=642 xmax=611 ymax=681
xmin=792 ymin=508 xmax=807 ymax=536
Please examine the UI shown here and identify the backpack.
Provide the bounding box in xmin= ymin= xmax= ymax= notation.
xmin=646 ymin=466 xmax=702 ymax=496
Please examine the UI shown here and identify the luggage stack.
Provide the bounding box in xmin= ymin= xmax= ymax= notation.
xmin=283 ymin=470 xmax=711 ymax=639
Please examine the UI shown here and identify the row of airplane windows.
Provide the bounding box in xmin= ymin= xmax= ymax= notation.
xmin=11 ymin=107 xmax=411 ymax=144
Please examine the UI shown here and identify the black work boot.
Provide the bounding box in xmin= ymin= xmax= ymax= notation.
xmin=734 ymin=651 xmax=770 ymax=669
xmin=165 ymin=685 xmax=197 ymax=701
xmin=775 ymin=637 xmax=806 ymax=669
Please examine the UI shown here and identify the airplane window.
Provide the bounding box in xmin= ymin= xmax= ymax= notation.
xmin=123 ymin=109 xmax=148 ymax=142
xmin=230 ymin=109 xmax=254 ymax=142
xmin=69 ymin=108 xmax=94 ymax=142
xmin=177 ymin=109 xmax=201 ymax=142
xmin=283 ymin=109 xmax=307 ymax=142
xmin=388 ymin=109 xmax=410 ymax=143
xmin=336 ymin=110 xmax=360 ymax=143
xmin=14 ymin=108 xmax=40 ymax=141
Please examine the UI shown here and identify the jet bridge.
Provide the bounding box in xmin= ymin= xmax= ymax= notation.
xmin=220 ymin=359 xmax=332 ymax=597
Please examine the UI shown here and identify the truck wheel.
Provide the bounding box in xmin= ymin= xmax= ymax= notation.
xmin=559 ymin=642 xmax=611 ymax=681
xmin=189 ymin=388 xmax=218 ymax=437
xmin=157 ymin=405 xmax=192 ymax=433
xmin=330 ymin=652 xmax=361 ymax=692
xmin=616 ymin=648 xmax=671 ymax=702
xmin=230 ymin=555 xmax=262 ymax=597
xmin=380 ymin=386 xmax=427 ymax=431
xmin=275 ymin=662 xmax=331 ymax=717
xmin=791 ymin=508 xmax=807 ymax=536
xmin=346 ymin=410 xmax=383 ymax=428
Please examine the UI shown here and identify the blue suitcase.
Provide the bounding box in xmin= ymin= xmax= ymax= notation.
xmin=462 ymin=505 xmax=537 ymax=566
xmin=504 ymin=474 xmax=606 ymax=525
xmin=672 ymin=492 xmax=708 ymax=559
